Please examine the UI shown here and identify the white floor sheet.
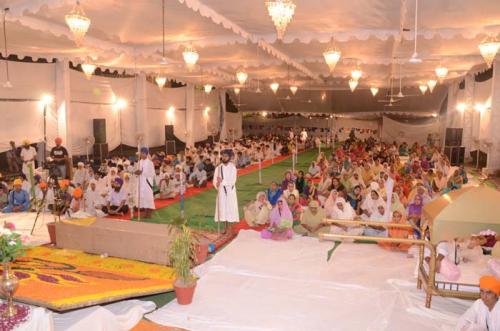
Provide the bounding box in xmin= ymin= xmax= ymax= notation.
xmin=0 ymin=212 xmax=52 ymax=246
xmin=147 ymin=231 xmax=471 ymax=331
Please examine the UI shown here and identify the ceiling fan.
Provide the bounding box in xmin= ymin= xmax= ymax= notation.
xmin=378 ymin=76 xmax=402 ymax=105
xmin=390 ymin=60 xmax=420 ymax=98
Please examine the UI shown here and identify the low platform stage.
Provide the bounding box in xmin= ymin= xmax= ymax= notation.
xmin=147 ymin=231 xmax=470 ymax=331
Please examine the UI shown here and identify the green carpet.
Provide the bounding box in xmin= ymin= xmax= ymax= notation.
xmin=138 ymin=149 xmax=327 ymax=231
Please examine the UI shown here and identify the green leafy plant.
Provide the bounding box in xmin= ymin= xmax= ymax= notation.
xmin=169 ymin=225 xmax=197 ymax=287
xmin=0 ymin=229 xmax=25 ymax=263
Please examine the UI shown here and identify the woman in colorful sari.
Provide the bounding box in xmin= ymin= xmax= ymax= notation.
xmin=379 ymin=208 xmax=413 ymax=252
xmin=407 ymin=194 xmax=424 ymax=238
xmin=281 ymin=171 xmax=294 ymax=191
xmin=300 ymin=176 xmax=319 ymax=206
xmin=287 ymin=194 xmax=303 ymax=226
xmin=295 ymin=170 xmax=306 ymax=194
xmin=261 ymin=197 xmax=293 ymax=240
xmin=244 ymin=191 xmax=272 ymax=226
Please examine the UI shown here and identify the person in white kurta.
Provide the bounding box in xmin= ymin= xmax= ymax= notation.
xmin=456 ymin=275 xmax=499 ymax=331
xmin=135 ymin=147 xmax=155 ymax=218
xmin=300 ymin=129 xmax=308 ymax=143
xmin=214 ymin=150 xmax=239 ymax=231
xmin=20 ymin=142 xmax=37 ymax=180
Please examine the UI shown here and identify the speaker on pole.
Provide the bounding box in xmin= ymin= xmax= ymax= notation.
xmin=93 ymin=119 xmax=107 ymax=144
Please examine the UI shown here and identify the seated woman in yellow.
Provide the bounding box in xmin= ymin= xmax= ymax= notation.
xmin=294 ymin=200 xmax=329 ymax=237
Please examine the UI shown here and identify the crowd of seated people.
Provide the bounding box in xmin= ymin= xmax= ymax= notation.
xmin=0 ymin=134 xmax=308 ymax=219
xmin=243 ymin=136 xmax=473 ymax=250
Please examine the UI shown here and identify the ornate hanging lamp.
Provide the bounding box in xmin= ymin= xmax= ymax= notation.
xmin=349 ymin=79 xmax=358 ymax=92
xmin=478 ymin=35 xmax=500 ymax=68
xmin=65 ymin=1 xmax=91 ymax=47
xmin=183 ymin=45 xmax=199 ymax=71
xmin=81 ymin=57 xmax=96 ymax=80
xmin=427 ymin=79 xmax=437 ymax=93
xmin=236 ymin=69 xmax=248 ymax=85
xmin=204 ymin=84 xmax=213 ymax=94
xmin=270 ymin=82 xmax=279 ymax=94
xmin=266 ymin=0 xmax=296 ymax=40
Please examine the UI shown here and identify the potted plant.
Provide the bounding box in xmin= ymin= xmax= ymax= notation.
xmin=169 ymin=217 xmax=209 ymax=265
xmin=169 ymin=225 xmax=197 ymax=305
xmin=0 ymin=226 xmax=26 ymax=317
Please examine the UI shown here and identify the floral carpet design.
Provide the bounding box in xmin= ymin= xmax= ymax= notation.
xmin=4 ymin=246 xmax=174 ymax=311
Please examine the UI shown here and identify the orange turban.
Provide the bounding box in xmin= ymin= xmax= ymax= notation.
xmin=13 ymin=179 xmax=22 ymax=187
xmin=479 ymin=275 xmax=500 ymax=296
xmin=59 ymin=179 xmax=69 ymax=188
xmin=72 ymin=187 xmax=83 ymax=199
xmin=39 ymin=181 xmax=47 ymax=190
xmin=55 ymin=137 xmax=63 ymax=145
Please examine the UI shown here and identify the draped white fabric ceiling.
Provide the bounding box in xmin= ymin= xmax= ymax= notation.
xmin=2 ymin=0 xmax=500 ymax=113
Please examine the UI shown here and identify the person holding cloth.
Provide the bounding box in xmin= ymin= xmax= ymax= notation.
xmin=214 ymin=149 xmax=239 ymax=233
xmin=50 ymin=137 xmax=69 ymax=179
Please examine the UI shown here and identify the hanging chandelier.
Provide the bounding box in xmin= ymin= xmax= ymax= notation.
xmin=266 ymin=0 xmax=296 ymax=40
xmin=234 ymin=87 xmax=241 ymax=95
xmin=351 ymin=68 xmax=362 ymax=81
xmin=81 ymin=57 xmax=96 ymax=80
xmin=155 ymin=74 xmax=167 ymax=90
xmin=435 ymin=65 xmax=448 ymax=80
xmin=256 ymin=80 xmax=262 ymax=93
xmin=419 ymin=84 xmax=428 ymax=95
xmin=270 ymin=82 xmax=279 ymax=94
xmin=349 ymin=79 xmax=358 ymax=92
xmin=236 ymin=69 xmax=248 ymax=85
xmin=323 ymin=38 xmax=341 ymax=73
xmin=478 ymin=35 xmax=500 ymax=68
xmin=183 ymin=45 xmax=199 ymax=70
xmin=290 ymin=85 xmax=298 ymax=95
xmin=370 ymin=87 xmax=379 ymax=96
xmin=65 ymin=1 xmax=91 ymax=47
xmin=427 ymin=79 xmax=437 ymax=93
xmin=204 ymin=84 xmax=213 ymax=94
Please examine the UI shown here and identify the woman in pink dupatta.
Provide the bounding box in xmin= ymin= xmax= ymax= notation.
xmin=261 ymin=197 xmax=294 ymax=240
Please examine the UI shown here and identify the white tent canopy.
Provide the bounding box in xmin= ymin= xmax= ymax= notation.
xmin=1 ymin=0 xmax=498 ymax=114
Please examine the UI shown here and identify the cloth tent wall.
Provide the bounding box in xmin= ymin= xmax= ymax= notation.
xmin=0 ymin=61 xmax=58 ymax=152
xmin=443 ymin=62 xmax=500 ymax=173
xmin=0 ymin=60 xmax=230 ymax=154
xmin=224 ymin=112 xmax=243 ymax=141
xmin=69 ymin=70 xmax=136 ymax=154
xmin=381 ymin=116 xmax=439 ymax=145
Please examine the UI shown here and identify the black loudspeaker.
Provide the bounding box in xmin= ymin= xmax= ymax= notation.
xmin=164 ymin=125 xmax=174 ymax=140
xmin=471 ymin=150 xmax=488 ymax=168
xmin=93 ymin=119 xmax=107 ymax=144
xmin=445 ymin=128 xmax=463 ymax=147
xmin=93 ymin=143 xmax=108 ymax=160
xmin=444 ymin=146 xmax=465 ymax=166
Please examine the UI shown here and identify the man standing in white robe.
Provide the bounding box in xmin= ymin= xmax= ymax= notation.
xmin=135 ymin=147 xmax=155 ymax=218
xmin=214 ymin=149 xmax=239 ymax=233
